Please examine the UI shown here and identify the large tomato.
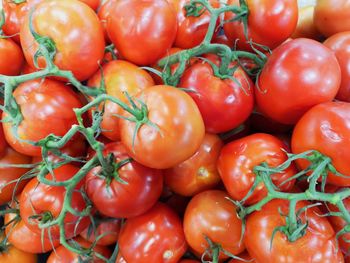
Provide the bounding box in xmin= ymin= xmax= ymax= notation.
xmin=256 ymin=38 xmax=341 ymax=125
xmin=245 ymin=199 xmax=344 ymax=262
xmin=0 ymin=38 xmax=24 ymax=76
xmin=120 ymin=85 xmax=205 ymax=169
xmin=20 ymin=0 xmax=105 ymax=81
xmin=0 ymin=244 xmax=37 ymax=263
xmin=118 ymin=203 xmax=187 ymax=263
xmin=218 ymin=133 xmax=296 ymax=205
xmin=223 ymin=0 xmax=298 ymax=50
xmin=292 ymin=101 xmax=350 ymax=186
xmin=106 ymin=0 xmax=177 ymax=65
xmin=2 ymin=79 xmax=82 ymax=156
xmin=184 ymin=190 xmax=245 ymax=261
xmin=85 ymin=142 xmax=163 ymax=218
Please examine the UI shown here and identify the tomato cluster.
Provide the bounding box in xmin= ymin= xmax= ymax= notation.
xmin=1 ymin=0 xmax=350 ymax=262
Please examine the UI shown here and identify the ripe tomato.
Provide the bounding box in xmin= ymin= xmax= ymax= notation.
xmin=179 ymin=55 xmax=254 ymax=133
xmin=0 ymin=38 xmax=24 ymax=76
xmin=79 ymin=0 xmax=100 ymax=10
xmin=184 ymin=190 xmax=245 ymax=261
xmin=292 ymin=101 xmax=350 ymax=186
xmin=245 ymin=199 xmax=344 ymax=262
xmin=256 ymin=38 xmax=341 ymax=125
xmin=120 ymin=85 xmax=205 ymax=169
xmin=20 ymin=0 xmax=105 ymax=81
xmin=324 ymin=32 xmax=350 ymax=102
xmin=19 ymin=165 xmax=90 ymax=239
xmin=228 ymin=251 xmax=255 ymax=263
xmin=87 ymin=60 xmax=155 ymax=141
xmin=107 ymin=0 xmax=177 ymax=65
xmin=218 ymin=133 xmax=296 ymax=205
xmin=291 ymin=5 xmax=321 ymax=40
xmin=85 ymin=142 xmax=163 ymax=218
xmin=0 ymin=245 xmax=37 ymax=263
xmin=223 ymin=0 xmax=298 ymax=50
xmin=118 ymin=203 xmax=187 ymax=263
xmin=2 ymin=79 xmax=82 ymax=157
xmin=164 ymin=133 xmax=223 ymax=196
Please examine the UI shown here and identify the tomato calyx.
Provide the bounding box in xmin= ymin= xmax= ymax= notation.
xmin=29 ymin=210 xmax=54 ymax=225
xmin=100 ymin=153 xmax=131 ymax=186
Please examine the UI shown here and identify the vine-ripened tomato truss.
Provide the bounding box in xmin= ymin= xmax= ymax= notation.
xmin=0 ymin=0 xmax=350 ymax=262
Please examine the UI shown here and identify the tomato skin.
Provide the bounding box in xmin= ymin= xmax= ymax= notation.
xmin=79 ymin=0 xmax=100 ymax=10
xmin=120 ymin=85 xmax=205 ymax=169
xmin=20 ymin=0 xmax=105 ymax=81
xmin=223 ymin=0 xmax=298 ymax=50
xmin=85 ymin=142 xmax=163 ymax=218
xmin=292 ymin=102 xmax=350 ymax=186
xmin=97 ymin=0 xmax=116 ymax=42
xmin=291 ymin=5 xmax=321 ymax=40
xmin=164 ymin=133 xmax=223 ymax=196
xmin=107 ymin=0 xmax=177 ymax=65
xmin=184 ymin=190 xmax=245 ymax=260
xmin=256 ymin=38 xmax=341 ymax=125
xmin=0 ymin=38 xmax=24 ymax=76
xmin=118 ymin=203 xmax=187 ymax=263
xmin=228 ymin=251 xmax=255 ymax=263
xmin=115 ymin=254 xmax=127 ymax=263
xmin=245 ymin=199 xmax=343 ymax=263
xmin=218 ymin=133 xmax=296 ymax=205
xmin=324 ymin=32 xmax=350 ymax=102
xmin=0 ymin=245 xmax=37 ymax=263
xmin=88 ymin=60 xmax=155 ymax=141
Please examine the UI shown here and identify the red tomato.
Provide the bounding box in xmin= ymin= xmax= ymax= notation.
xmin=0 ymin=244 xmax=37 ymax=263
xmin=2 ymin=79 xmax=82 ymax=157
xmin=291 ymin=5 xmax=322 ymax=40
xmin=87 ymin=60 xmax=155 ymax=141
xmin=218 ymin=133 xmax=296 ymax=205
xmin=223 ymin=0 xmax=298 ymax=50
xmin=107 ymin=0 xmax=177 ymax=65
xmin=20 ymin=0 xmax=105 ymax=81
xmin=245 ymin=199 xmax=344 ymax=262
xmin=292 ymin=101 xmax=350 ymax=186
xmin=19 ymin=165 xmax=90 ymax=239
xmin=164 ymin=133 xmax=223 ymax=196
xmin=324 ymin=31 xmax=350 ymax=102
xmin=179 ymin=55 xmax=254 ymax=133
xmin=0 ymin=38 xmax=24 ymax=76
xmin=256 ymin=38 xmax=341 ymax=125
xmin=120 ymin=85 xmax=205 ymax=169
xmin=118 ymin=203 xmax=187 ymax=263
xmin=184 ymin=190 xmax=245 ymax=261
xmin=85 ymin=142 xmax=163 ymax=218
xmin=79 ymin=0 xmax=100 ymax=10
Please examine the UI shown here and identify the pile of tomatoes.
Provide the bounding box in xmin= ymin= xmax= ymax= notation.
xmin=1 ymin=0 xmax=350 ymax=262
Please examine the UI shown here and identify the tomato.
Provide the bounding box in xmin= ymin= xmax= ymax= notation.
xmin=291 ymin=5 xmax=322 ymax=40
xmin=324 ymin=32 xmax=350 ymax=102
xmin=47 ymin=237 xmax=111 ymax=263
xmin=184 ymin=190 xmax=245 ymax=261
xmin=107 ymin=0 xmax=177 ymax=65
xmin=167 ymin=0 xmax=220 ymax=49
xmin=0 ymin=38 xmax=24 ymax=76
xmin=20 ymin=0 xmax=105 ymax=81
xmin=85 ymin=142 xmax=163 ymax=218
xmin=223 ymin=0 xmax=298 ymax=50
xmin=292 ymin=101 xmax=350 ymax=186
xmin=120 ymin=85 xmax=205 ymax=169
xmin=2 ymin=79 xmax=82 ymax=157
xmin=19 ymin=165 xmax=90 ymax=239
xmin=79 ymin=0 xmax=100 ymax=10
xmin=314 ymin=0 xmax=350 ymax=38
xmin=218 ymin=133 xmax=296 ymax=205
xmin=256 ymin=38 xmax=341 ymax=125
xmin=118 ymin=203 xmax=187 ymax=263
xmin=88 ymin=60 xmax=155 ymax=141
xmin=0 ymin=245 xmax=37 ymax=263
xmin=179 ymin=54 xmax=254 ymax=133
xmin=228 ymin=251 xmax=255 ymax=263
xmin=164 ymin=133 xmax=223 ymax=196
xmin=245 ymin=199 xmax=344 ymax=262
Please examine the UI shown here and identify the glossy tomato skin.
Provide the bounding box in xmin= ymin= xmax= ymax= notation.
xmin=118 ymin=203 xmax=187 ymax=263
xmin=292 ymin=102 xmax=350 ymax=186
xmin=324 ymin=32 xmax=350 ymax=102
xmin=85 ymin=142 xmax=163 ymax=218
xmin=218 ymin=133 xmax=296 ymax=205
xmin=19 ymin=165 xmax=90 ymax=239
xmin=184 ymin=190 xmax=245 ymax=260
xmin=179 ymin=55 xmax=254 ymax=133
xmin=88 ymin=60 xmax=155 ymax=141
xmin=116 ymin=254 xmax=127 ymax=263
xmin=291 ymin=5 xmax=322 ymax=40
xmin=245 ymin=199 xmax=344 ymax=263
xmin=224 ymin=0 xmax=298 ymax=50
xmin=79 ymin=0 xmax=100 ymax=10
xmin=20 ymin=0 xmax=105 ymax=81
xmin=164 ymin=133 xmax=223 ymax=196
xmin=0 ymin=245 xmax=37 ymax=263
xmin=256 ymin=38 xmax=341 ymax=125
xmin=107 ymin=0 xmax=177 ymax=65
xmin=2 ymin=79 xmax=82 ymax=156
xmin=0 ymin=38 xmax=24 ymax=76
xmin=120 ymin=85 xmax=205 ymax=169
